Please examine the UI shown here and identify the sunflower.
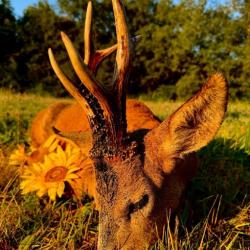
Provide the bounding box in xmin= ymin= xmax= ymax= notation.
xmin=20 ymin=143 xmax=83 ymax=201
xmin=9 ymin=145 xmax=27 ymax=166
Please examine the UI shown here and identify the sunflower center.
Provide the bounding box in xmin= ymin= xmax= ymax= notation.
xmin=45 ymin=166 xmax=68 ymax=182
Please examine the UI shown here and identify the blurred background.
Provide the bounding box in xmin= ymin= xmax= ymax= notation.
xmin=0 ymin=0 xmax=250 ymax=100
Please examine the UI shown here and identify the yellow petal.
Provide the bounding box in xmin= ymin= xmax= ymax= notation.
xmin=20 ymin=179 xmax=32 ymax=189
xmin=43 ymin=134 xmax=57 ymax=148
xmin=48 ymin=139 xmax=60 ymax=153
xmin=66 ymin=173 xmax=79 ymax=180
xmin=44 ymin=155 xmax=54 ymax=168
xmin=57 ymin=146 xmax=66 ymax=164
xmin=20 ymin=174 xmax=35 ymax=180
xmin=67 ymin=167 xmax=81 ymax=174
xmin=37 ymin=187 xmax=47 ymax=197
xmin=21 ymin=189 xmax=31 ymax=195
xmin=32 ymin=163 xmax=42 ymax=173
xmin=48 ymin=187 xmax=57 ymax=201
xmin=57 ymin=182 xmax=65 ymax=197
xmin=65 ymin=144 xmax=71 ymax=155
xmin=67 ymin=153 xmax=81 ymax=165
xmin=22 ymin=184 xmax=38 ymax=193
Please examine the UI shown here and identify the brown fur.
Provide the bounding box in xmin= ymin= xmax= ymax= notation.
xmin=30 ymin=99 xmax=160 ymax=148
xmin=30 ymin=74 xmax=228 ymax=250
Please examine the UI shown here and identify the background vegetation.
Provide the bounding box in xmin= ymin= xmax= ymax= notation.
xmin=0 ymin=0 xmax=250 ymax=99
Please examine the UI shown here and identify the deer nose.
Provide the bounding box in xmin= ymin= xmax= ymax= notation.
xmin=97 ymin=218 xmax=119 ymax=250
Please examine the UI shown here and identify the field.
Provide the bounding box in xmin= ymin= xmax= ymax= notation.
xmin=0 ymin=89 xmax=249 ymax=249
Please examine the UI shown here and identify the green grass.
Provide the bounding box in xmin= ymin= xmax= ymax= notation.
xmin=0 ymin=90 xmax=249 ymax=249
xmin=0 ymin=89 xmax=56 ymax=146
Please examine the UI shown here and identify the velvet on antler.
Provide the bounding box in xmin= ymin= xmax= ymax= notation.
xmin=48 ymin=0 xmax=132 ymax=158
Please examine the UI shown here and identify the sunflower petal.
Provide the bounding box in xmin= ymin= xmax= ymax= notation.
xmin=67 ymin=167 xmax=81 ymax=174
xmin=66 ymin=173 xmax=79 ymax=180
xmin=48 ymin=187 xmax=57 ymax=201
xmin=43 ymin=134 xmax=57 ymax=148
xmin=37 ymin=187 xmax=47 ymax=197
xmin=20 ymin=179 xmax=32 ymax=189
xmin=57 ymin=182 xmax=65 ymax=197
xmin=22 ymin=184 xmax=39 ymax=194
xmin=57 ymin=146 xmax=67 ymax=164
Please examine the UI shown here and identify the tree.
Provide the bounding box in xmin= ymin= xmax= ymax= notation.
xmin=0 ymin=0 xmax=249 ymax=99
xmin=16 ymin=1 xmax=77 ymax=94
xmin=0 ymin=0 xmax=20 ymax=89
xmin=233 ymin=0 xmax=250 ymax=99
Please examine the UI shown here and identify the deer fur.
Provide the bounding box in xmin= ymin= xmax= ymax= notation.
xmin=31 ymin=1 xmax=228 ymax=249
xmin=30 ymin=99 xmax=160 ymax=148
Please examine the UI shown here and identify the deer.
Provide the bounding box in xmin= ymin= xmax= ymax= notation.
xmin=33 ymin=0 xmax=228 ymax=249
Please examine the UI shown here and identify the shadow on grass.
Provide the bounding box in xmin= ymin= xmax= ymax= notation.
xmin=184 ymin=137 xmax=250 ymax=224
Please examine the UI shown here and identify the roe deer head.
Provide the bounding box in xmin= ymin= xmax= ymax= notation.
xmin=48 ymin=1 xmax=228 ymax=249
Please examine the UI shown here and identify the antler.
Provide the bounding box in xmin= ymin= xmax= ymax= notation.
xmin=49 ymin=0 xmax=131 ymax=157
xmin=83 ymin=1 xmax=117 ymax=74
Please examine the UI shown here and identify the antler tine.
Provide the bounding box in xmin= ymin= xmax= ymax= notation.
xmin=84 ymin=1 xmax=93 ymax=65
xmin=60 ymin=32 xmax=113 ymax=116
xmin=61 ymin=32 xmax=104 ymax=96
xmin=91 ymin=36 xmax=140 ymax=74
xmin=83 ymin=0 xmax=132 ymax=77
xmin=84 ymin=1 xmax=117 ymax=75
xmin=90 ymin=45 xmax=117 ymax=75
xmin=48 ymin=48 xmax=94 ymax=118
xmin=110 ymin=0 xmax=131 ymax=140
xmin=112 ymin=0 xmax=131 ymax=87
xmin=84 ymin=1 xmax=117 ymax=74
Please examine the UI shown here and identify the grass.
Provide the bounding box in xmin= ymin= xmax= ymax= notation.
xmin=0 ymin=89 xmax=249 ymax=249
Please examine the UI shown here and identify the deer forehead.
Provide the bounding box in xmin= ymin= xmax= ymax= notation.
xmin=94 ymin=153 xmax=156 ymax=193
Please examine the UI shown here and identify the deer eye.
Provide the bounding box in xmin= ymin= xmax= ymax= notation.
xmin=128 ymin=194 xmax=149 ymax=219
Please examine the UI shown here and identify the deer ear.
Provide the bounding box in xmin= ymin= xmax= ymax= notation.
xmin=146 ymin=73 xmax=228 ymax=166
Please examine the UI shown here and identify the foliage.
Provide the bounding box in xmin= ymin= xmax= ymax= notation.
xmin=0 ymin=0 xmax=19 ymax=89
xmin=0 ymin=0 xmax=250 ymax=99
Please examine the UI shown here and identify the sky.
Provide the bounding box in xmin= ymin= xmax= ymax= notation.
xmin=10 ymin=0 xmax=229 ymax=17
xmin=11 ymin=0 xmax=57 ymax=17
